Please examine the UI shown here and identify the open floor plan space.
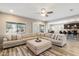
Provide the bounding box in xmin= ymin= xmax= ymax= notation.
xmin=0 ymin=3 xmax=79 ymax=56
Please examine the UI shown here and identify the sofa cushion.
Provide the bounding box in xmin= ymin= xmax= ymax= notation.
xmin=22 ymin=34 xmax=31 ymax=38
xmin=3 ymin=37 xmax=8 ymax=42
xmin=17 ymin=34 xmax=22 ymax=40
xmin=41 ymin=37 xmax=52 ymax=41
xmin=11 ymin=35 xmax=17 ymax=40
xmin=45 ymin=33 xmax=52 ymax=38
xmin=5 ymin=34 xmax=12 ymax=41
xmin=31 ymin=33 xmax=37 ymax=37
xmin=23 ymin=36 xmax=37 ymax=41
xmin=51 ymin=34 xmax=56 ymax=39
xmin=55 ymin=35 xmax=58 ymax=40
xmin=40 ymin=33 xmax=45 ymax=37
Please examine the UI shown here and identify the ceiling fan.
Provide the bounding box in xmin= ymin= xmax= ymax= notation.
xmin=40 ymin=8 xmax=53 ymax=17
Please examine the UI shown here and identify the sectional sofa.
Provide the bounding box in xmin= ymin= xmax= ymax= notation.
xmin=3 ymin=33 xmax=67 ymax=49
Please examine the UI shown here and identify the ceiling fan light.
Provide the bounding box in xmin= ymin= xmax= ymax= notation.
xmin=41 ymin=8 xmax=46 ymax=14
xmin=41 ymin=10 xmax=46 ymax=13
xmin=41 ymin=14 xmax=46 ymax=16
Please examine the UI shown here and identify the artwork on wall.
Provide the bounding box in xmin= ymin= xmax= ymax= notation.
xmin=6 ymin=22 xmax=26 ymax=34
xmin=39 ymin=24 xmax=45 ymax=33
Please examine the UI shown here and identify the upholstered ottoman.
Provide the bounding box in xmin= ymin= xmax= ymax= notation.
xmin=27 ymin=39 xmax=52 ymax=55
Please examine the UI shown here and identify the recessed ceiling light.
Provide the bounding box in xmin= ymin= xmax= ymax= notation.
xmin=70 ymin=9 xmax=74 ymax=11
xmin=9 ymin=9 xmax=14 ymax=13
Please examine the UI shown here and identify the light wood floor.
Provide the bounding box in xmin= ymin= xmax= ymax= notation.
xmin=0 ymin=40 xmax=79 ymax=56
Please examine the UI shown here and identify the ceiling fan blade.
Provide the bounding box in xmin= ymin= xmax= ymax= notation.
xmin=47 ymin=11 xmax=53 ymax=14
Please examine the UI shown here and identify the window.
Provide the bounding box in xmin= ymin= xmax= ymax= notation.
xmin=17 ymin=23 xmax=26 ymax=33
xmin=40 ymin=25 xmax=45 ymax=33
xmin=6 ymin=22 xmax=26 ymax=34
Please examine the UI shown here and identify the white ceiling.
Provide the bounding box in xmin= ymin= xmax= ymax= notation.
xmin=0 ymin=3 xmax=79 ymax=21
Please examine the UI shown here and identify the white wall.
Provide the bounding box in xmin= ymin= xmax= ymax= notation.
xmin=32 ymin=21 xmax=45 ymax=33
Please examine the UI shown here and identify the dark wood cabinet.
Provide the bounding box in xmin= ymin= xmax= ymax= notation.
xmin=64 ymin=23 xmax=79 ymax=29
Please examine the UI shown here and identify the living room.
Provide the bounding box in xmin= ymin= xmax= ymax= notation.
xmin=0 ymin=3 xmax=79 ymax=56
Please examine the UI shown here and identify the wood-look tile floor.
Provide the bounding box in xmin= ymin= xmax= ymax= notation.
xmin=0 ymin=40 xmax=79 ymax=56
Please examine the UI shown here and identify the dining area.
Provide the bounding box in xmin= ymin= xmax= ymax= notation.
xmin=59 ymin=29 xmax=79 ymax=40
